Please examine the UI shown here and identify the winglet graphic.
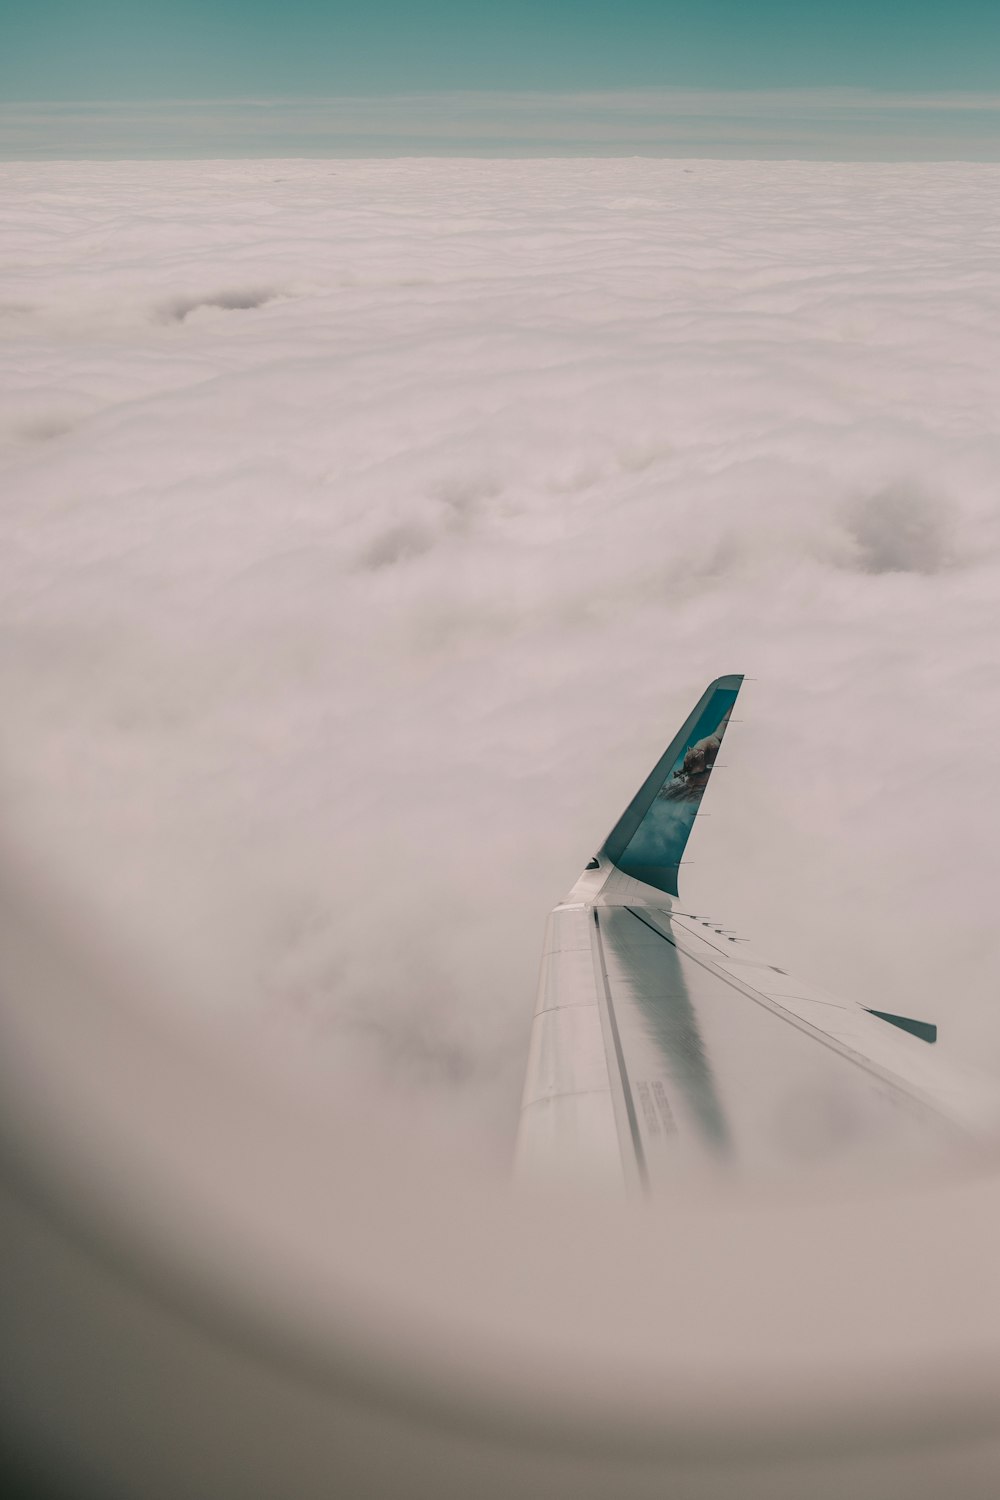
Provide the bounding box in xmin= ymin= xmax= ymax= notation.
xmin=598 ymin=674 xmax=743 ymax=897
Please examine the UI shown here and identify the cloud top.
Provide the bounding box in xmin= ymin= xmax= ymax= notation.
xmin=4 ymin=157 xmax=1000 ymax=1166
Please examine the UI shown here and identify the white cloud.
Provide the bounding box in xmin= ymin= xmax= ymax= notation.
xmin=4 ymin=157 xmax=1000 ymax=1166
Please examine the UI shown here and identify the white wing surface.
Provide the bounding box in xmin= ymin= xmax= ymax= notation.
xmin=515 ymin=676 xmax=998 ymax=1192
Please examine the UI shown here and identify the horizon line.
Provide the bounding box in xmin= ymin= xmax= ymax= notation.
xmin=5 ymin=89 xmax=1000 ymax=163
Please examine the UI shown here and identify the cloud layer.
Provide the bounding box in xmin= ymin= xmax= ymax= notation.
xmin=4 ymin=157 xmax=1000 ymax=1164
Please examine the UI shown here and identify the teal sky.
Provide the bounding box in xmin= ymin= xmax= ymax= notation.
xmin=3 ymin=1 xmax=1000 ymax=157
xmin=4 ymin=0 xmax=1000 ymax=100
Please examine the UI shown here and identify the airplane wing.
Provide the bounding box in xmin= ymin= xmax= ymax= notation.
xmin=515 ymin=675 xmax=998 ymax=1193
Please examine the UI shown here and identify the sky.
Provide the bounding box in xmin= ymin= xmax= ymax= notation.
xmin=5 ymin=156 xmax=1000 ymax=1163
xmin=5 ymin=0 xmax=1000 ymax=97
xmin=3 ymin=0 xmax=1000 ymax=156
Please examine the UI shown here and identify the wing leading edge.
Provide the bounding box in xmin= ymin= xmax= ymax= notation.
xmin=515 ymin=677 xmax=998 ymax=1193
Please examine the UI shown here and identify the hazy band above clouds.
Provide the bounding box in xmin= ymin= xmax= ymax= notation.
xmin=4 ymin=89 xmax=1000 ymax=159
